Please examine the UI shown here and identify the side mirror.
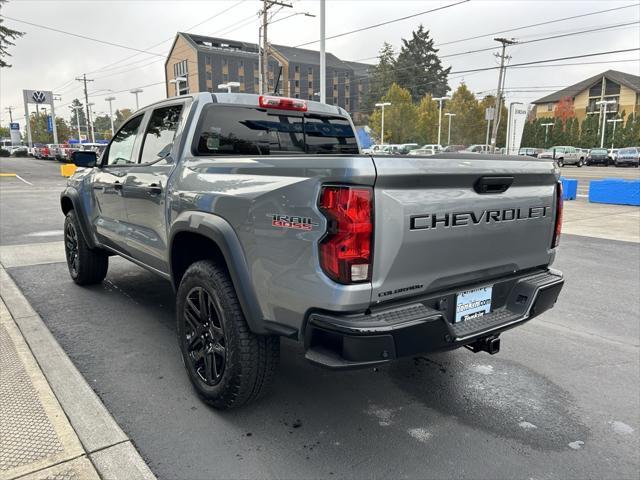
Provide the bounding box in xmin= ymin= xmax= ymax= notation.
xmin=72 ymin=150 xmax=97 ymax=168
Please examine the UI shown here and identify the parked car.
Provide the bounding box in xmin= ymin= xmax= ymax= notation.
xmin=362 ymin=145 xmax=383 ymax=154
xmin=464 ymin=144 xmax=493 ymax=154
xmin=586 ymin=148 xmax=609 ymax=166
xmin=8 ymin=146 xmax=28 ymax=156
xmin=408 ymin=146 xmax=439 ymax=156
xmin=62 ymin=92 xmax=564 ymax=409
xmin=518 ymin=147 xmax=544 ymax=158
xmin=538 ymin=146 xmax=584 ymax=167
xmin=615 ymin=147 xmax=639 ymax=167
xmin=398 ymin=143 xmax=420 ymax=154
xmin=442 ymin=144 xmax=466 ymax=152
xmin=608 ymin=148 xmax=619 ymax=163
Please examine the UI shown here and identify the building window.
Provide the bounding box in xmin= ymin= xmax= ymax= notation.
xmin=223 ymin=73 xmax=229 ymax=82
xmin=173 ymin=59 xmax=188 ymax=78
xmin=308 ymin=67 xmax=313 ymax=75
xmin=294 ymin=93 xmax=299 ymax=98
xmin=308 ymin=94 xmax=313 ymax=100
xmin=295 ymin=80 xmax=299 ymax=87
xmin=547 ymin=103 xmax=553 ymax=112
xmin=308 ymin=81 xmax=313 ymax=89
xmin=239 ymin=75 xmax=244 ymax=83
xmin=295 ymin=65 xmax=300 ymax=73
xmin=333 ymin=96 xmax=338 ymax=104
xmin=333 ymin=84 xmax=338 ymax=91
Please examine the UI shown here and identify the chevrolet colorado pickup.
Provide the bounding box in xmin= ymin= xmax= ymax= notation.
xmin=62 ymin=93 xmax=564 ymax=409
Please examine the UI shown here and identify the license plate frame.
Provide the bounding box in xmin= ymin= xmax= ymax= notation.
xmin=455 ymin=286 xmax=493 ymax=323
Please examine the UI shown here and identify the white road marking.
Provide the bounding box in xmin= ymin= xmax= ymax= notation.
xmin=407 ymin=428 xmax=432 ymax=443
xmin=610 ymin=421 xmax=634 ymax=435
xmin=14 ymin=174 xmax=33 ymax=185
xmin=25 ymin=230 xmax=64 ymax=237
xmin=568 ymin=440 xmax=584 ymax=450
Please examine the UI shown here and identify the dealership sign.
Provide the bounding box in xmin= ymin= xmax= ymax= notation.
xmin=505 ymin=103 xmax=529 ymax=156
xmin=22 ymin=89 xmax=58 ymax=147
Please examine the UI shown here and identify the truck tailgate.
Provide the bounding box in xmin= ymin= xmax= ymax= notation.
xmin=371 ymin=154 xmax=559 ymax=304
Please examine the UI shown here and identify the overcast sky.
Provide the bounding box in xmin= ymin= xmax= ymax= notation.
xmin=1 ymin=0 xmax=639 ymax=126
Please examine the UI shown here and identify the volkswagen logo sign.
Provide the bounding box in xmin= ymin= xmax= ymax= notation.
xmin=32 ymin=91 xmax=46 ymax=103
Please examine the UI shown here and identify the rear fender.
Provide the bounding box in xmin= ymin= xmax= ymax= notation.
xmin=169 ymin=212 xmax=273 ymax=336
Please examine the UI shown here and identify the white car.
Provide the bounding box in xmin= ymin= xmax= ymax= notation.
xmin=408 ymin=146 xmax=439 ymax=156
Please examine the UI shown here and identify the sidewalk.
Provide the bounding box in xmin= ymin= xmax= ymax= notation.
xmin=0 ymin=267 xmax=156 ymax=480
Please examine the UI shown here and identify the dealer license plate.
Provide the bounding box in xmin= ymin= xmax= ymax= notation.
xmin=455 ymin=286 xmax=493 ymax=323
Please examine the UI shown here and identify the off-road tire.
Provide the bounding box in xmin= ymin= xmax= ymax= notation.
xmin=176 ymin=260 xmax=279 ymax=409
xmin=64 ymin=210 xmax=108 ymax=285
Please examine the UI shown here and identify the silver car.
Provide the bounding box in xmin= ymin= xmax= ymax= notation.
xmin=538 ymin=146 xmax=584 ymax=167
xmin=615 ymin=147 xmax=639 ymax=167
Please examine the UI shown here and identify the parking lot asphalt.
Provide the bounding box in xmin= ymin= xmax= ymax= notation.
xmin=1 ymin=156 xmax=639 ymax=480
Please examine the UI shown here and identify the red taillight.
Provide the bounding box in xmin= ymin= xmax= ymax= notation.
xmin=259 ymin=95 xmax=308 ymax=111
xmin=318 ymin=186 xmax=373 ymax=284
xmin=552 ymin=181 xmax=563 ymax=248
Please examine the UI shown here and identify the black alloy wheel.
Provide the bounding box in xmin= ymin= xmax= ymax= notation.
xmin=183 ymin=287 xmax=226 ymax=386
xmin=65 ymin=221 xmax=79 ymax=277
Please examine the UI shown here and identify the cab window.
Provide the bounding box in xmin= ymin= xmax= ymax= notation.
xmin=106 ymin=115 xmax=143 ymax=166
xmin=139 ymin=105 xmax=184 ymax=164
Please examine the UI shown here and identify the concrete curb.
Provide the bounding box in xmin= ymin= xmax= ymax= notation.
xmin=0 ymin=267 xmax=156 ymax=480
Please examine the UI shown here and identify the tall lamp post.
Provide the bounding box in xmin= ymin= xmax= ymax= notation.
xmin=433 ymin=96 xmax=450 ymax=146
xmin=130 ymin=88 xmax=143 ymax=110
xmin=607 ymin=118 xmax=623 ymax=149
xmin=218 ymin=82 xmax=240 ymax=93
xmin=169 ymin=76 xmax=187 ymax=96
xmin=72 ymin=105 xmax=83 ymax=145
xmin=596 ymin=99 xmax=616 ymax=148
xmin=445 ymin=112 xmax=456 ymax=145
xmin=375 ymin=102 xmax=391 ymax=145
xmin=105 ymin=96 xmax=116 ymax=136
xmin=542 ymin=122 xmax=554 ymax=148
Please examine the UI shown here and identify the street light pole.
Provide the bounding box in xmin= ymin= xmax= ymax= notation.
xmin=433 ymin=97 xmax=449 ymax=146
xmin=542 ymin=122 xmax=554 ymax=147
xmin=607 ymin=118 xmax=623 ymax=149
xmin=445 ymin=112 xmax=456 ymax=145
xmin=319 ymin=0 xmax=326 ymax=104
xmin=72 ymin=105 xmax=83 ymax=145
xmin=130 ymin=88 xmax=143 ymax=110
xmin=105 ymin=96 xmax=116 ymax=136
xmin=375 ymin=102 xmax=391 ymax=145
xmin=596 ymin=99 xmax=616 ymax=148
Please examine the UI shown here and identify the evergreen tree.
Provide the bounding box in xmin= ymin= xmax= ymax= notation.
xmin=368 ymin=83 xmax=417 ymax=144
xmin=114 ymin=108 xmax=133 ymax=130
xmin=363 ymin=43 xmax=396 ymax=111
xmin=394 ymin=25 xmax=450 ymax=102
xmin=0 ymin=0 xmax=24 ymax=68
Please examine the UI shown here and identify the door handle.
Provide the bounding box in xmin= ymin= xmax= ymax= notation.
xmin=113 ymin=181 xmax=123 ymax=191
xmin=146 ymin=183 xmax=162 ymax=194
xmin=474 ymin=176 xmax=513 ymax=194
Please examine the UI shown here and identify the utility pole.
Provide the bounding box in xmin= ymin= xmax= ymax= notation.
xmin=4 ymin=106 xmax=13 ymax=123
xmin=260 ymin=0 xmax=292 ymax=95
xmin=490 ymin=38 xmax=516 ymax=152
xmin=87 ymin=103 xmax=96 ymax=142
xmin=72 ymin=105 xmax=83 ymax=145
xmin=76 ymin=74 xmax=95 ymax=143
xmin=319 ymin=0 xmax=326 ymax=103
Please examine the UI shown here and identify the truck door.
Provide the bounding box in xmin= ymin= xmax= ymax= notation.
xmin=122 ymin=102 xmax=185 ymax=273
xmin=91 ymin=114 xmax=144 ymax=250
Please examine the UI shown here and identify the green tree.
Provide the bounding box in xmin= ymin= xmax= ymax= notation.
xmin=415 ymin=94 xmax=439 ymax=144
xmin=0 ymin=126 xmax=9 ymax=138
xmin=620 ymin=112 xmax=639 ymax=147
xmin=55 ymin=117 xmax=72 ymax=143
xmin=580 ymin=115 xmax=599 ymax=148
xmin=68 ymin=99 xmax=87 ymax=135
xmin=114 ymin=108 xmax=132 ymax=130
xmin=368 ymin=83 xmax=417 ymax=144
xmin=394 ymin=25 xmax=450 ymax=102
xmin=0 ymin=0 xmax=24 ymax=68
xmin=363 ymin=42 xmax=396 ymax=110
xmin=93 ymin=114 xmax=112 ymax=140
xmin=445 ymin=83 xmax=484 ymax=145
xmin=29 ymin=112 xmax=51 ymax=144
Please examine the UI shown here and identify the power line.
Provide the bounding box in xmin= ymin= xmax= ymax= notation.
xmin=438 ymin=2 xmax=640 ymax=47
xmin=293 ymin=0 xmax=470 ymax=48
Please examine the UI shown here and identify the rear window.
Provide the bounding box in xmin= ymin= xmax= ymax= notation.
xmin=591 ymin=149 xmax=607 ymax=154
xmin=195 ymin=105 xmax=358 ymax=156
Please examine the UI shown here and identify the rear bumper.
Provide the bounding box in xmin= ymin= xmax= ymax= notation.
xmin=304 ymin=269 xmax=564 ymax=369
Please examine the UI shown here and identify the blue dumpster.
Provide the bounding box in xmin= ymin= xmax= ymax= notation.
xmin=589 ymin=179 xmax=640 ymax=206
xmin=560 ymin=177 xmax=578 ymax=201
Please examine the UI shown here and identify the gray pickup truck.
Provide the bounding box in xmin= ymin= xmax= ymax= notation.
xmin=62 ymin=93 xmax=564 ymax=408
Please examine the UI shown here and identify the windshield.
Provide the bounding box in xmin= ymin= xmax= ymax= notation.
xmin=195 ymin=105 xmax=359 ymax=155
xmin=591 ymin=149 xmax=607 ymax=154
xmin=619 ymin=148 xmax=637 ymax=154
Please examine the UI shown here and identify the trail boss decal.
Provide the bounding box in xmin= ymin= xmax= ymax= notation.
xmin=410 ymin=206 xmax=551 ymax=230
xmin=269 ymin=214 xmax=318 ymax=231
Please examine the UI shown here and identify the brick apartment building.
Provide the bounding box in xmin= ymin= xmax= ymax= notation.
xmin=164 ymin=32 xmax=372 ymax=121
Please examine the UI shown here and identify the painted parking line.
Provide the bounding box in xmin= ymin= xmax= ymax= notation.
xmin=0 ymin=172 xmax=33 ymax=185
